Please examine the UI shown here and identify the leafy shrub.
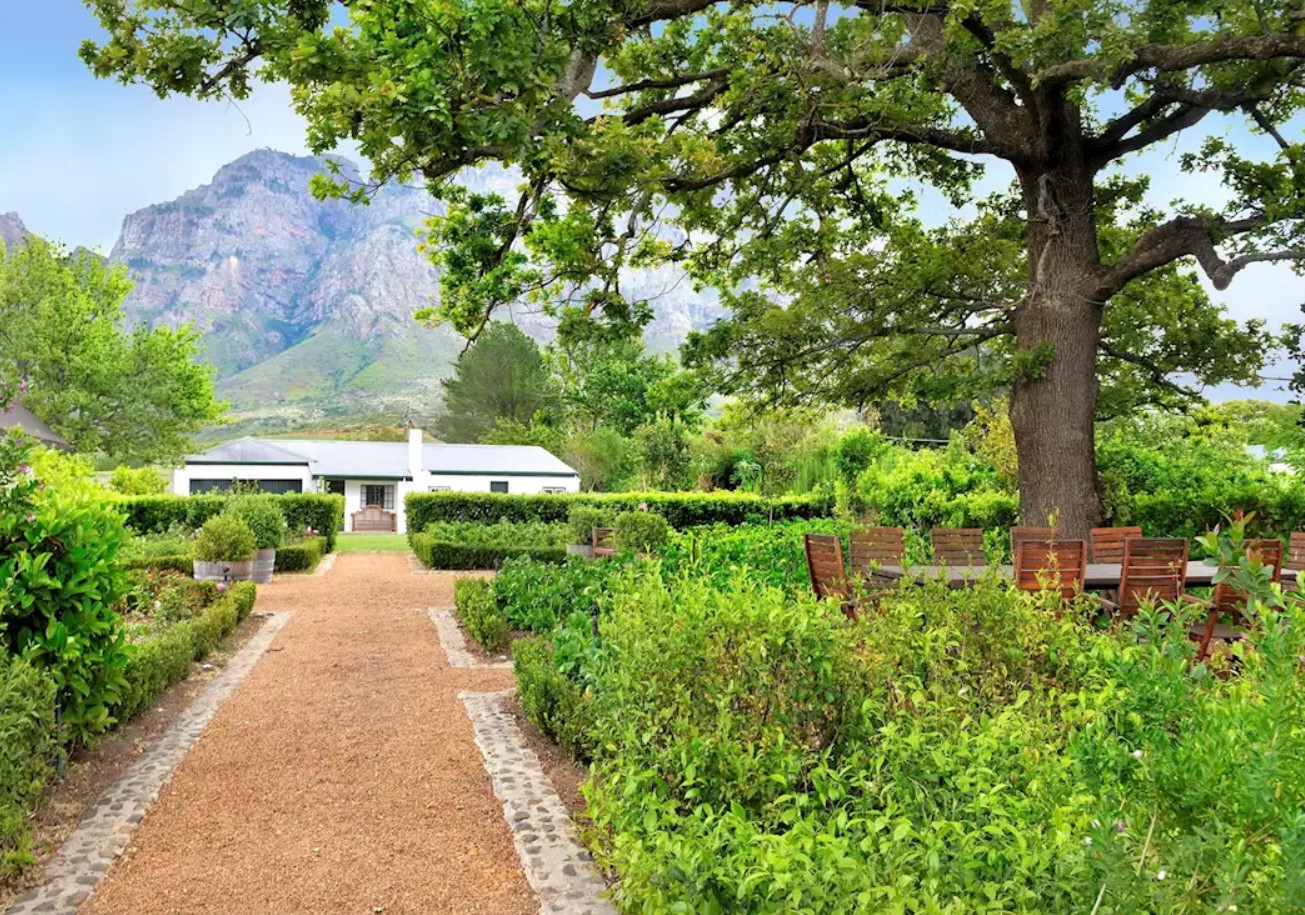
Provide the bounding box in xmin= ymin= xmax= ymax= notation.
xmin=115 ymin=493 xmax=344 ymax=551
xmin=514 ymin=636 xmax=590 ymax=758
xmin=410 ymin=535 xmax=566 ymax=570
xmin=566 ymin=505 xmax=612 ymax=545
xmin=119 ymin=530 xmax=194 ymax=573
xmin=613 ymin=510 xmax=671 ymax=553
xmin=0 ymin=654 xmax=58 ymax=878
xmin=421 ymin=519 xmax=569 ymax=548
xmin=278 ymin=493 xmax=344 ymax=551
xmin=113 ymin=581 xmax=256 ymax=722
xmin=492 ymin=555 xmax=638 ymax=634
xmin=453 ymin=579 xmax=510 ymax=652
xmin=107 ymin=465 xmax=169 ymax=495
xmin=405 ymin=490 xmax=821 ymax=531
xmin=193 ymin=515 xmax=255 ymax=562
xmin=119 ymin=569 xmax=216 ymax=629
xmin=222 ymin=494 xmax=286 ymax=550
xmin=1 ymin=432 xmax=129 ymax=743
xmin=661 ymin=519 xmax=843 ymax=590
xmin=274 ymin=536 xmax=327 ymax=572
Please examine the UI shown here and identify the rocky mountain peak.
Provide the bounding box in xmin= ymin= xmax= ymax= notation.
xmin=0 ymin=212 xmax=29 ymax=250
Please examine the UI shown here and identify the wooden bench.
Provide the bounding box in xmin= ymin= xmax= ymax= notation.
xmin=351 ymin=504 xmax=396 ymax=532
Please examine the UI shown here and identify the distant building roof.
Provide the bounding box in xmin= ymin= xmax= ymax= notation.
xmin=185 ymin=437 xmax=311 ymax=465
xmin=185 ymin=437 xmax=579 ymax=479
xmin=0 ymin=404 xmax=71 ymax=451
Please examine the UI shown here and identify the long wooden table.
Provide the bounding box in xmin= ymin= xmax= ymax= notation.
xmin=875 ymin=560 xmax=1215 ymax=591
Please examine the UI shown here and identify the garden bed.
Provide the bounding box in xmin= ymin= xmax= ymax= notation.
xmin=0 ymin=610 xmax=267 ymax=908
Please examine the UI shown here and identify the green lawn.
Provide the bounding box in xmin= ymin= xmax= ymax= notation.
xmin=333 ymin=533 xmax=411 ymax=552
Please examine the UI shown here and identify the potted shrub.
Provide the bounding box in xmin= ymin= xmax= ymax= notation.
xmin=193 ymin=515 xmax=257 ymax=582
xmin=224 ymin=495 xmax=287 ymax=583
xmin=613 ymin=510 xmax=672 ymax=557
xmin=566 ymin=505 xmax=610 ymax=560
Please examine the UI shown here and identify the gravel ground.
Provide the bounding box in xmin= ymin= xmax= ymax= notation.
xmin=81 ymin=553 xmax=535 ymax=915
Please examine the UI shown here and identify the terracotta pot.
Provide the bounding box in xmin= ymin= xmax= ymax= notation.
xmin=193 ymin=559 xmax=255 ymax=582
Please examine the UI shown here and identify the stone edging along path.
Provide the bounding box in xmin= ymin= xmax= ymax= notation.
xmin=5 ymin=612 xmax=292 ymax=915
xmin=428 ymin=607 xmax=512 ymax=670
xmin=461 ymin=689 xmax=616 ymax=915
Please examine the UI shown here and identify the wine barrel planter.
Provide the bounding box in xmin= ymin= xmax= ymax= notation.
xmin=193 ymin=559 xmax=255 ymax=582
xmin=251 ymin=548 xmax=277 ymax=584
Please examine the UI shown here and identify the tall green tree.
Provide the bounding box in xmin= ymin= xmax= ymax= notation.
xmin=436 ymin=322 xmax=560 ymax=442
xmin=0 ymin=239 xmax=223 ymax=463
xmin=81 ymin=0 xmax=1304 ymax=536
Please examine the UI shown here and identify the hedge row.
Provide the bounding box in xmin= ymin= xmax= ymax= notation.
xmin=410 ymin=533 xmax=568 ymax=570
xmin=405 ymin=491 xmax=823 ymax=531
xmin=114 ymin=493 xmax=344 ymax=550
xmin=113 ymin=581 xmax=257 ymax=722
xmin=122 ymin=553 xmax=193 ymax=574
xmin=274 ymin=536 xmax=327 ymax=573
xmin=0 ymin=654 xmax=59 ymax=878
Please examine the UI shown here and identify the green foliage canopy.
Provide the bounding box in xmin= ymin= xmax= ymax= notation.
xmin=435 ymin=322 xmax=560 ymax=443
xmin=0 ymin=240 xmax=223 ymax=463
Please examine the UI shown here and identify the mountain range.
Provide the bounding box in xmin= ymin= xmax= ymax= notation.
xmin=2 ymin=150 xmax=724 ymax=436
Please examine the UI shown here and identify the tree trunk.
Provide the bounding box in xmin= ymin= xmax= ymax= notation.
xmin=1009 ymin=166 xmax=1105 ymax=543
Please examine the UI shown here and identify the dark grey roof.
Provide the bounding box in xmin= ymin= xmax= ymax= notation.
xmin=421 ymin=443 xmax=579 ymax=476
xmin=185 ymin=437 xmax=579 ymax=478
xmin=185 ymin=437 xmax=311 ymax=465
xmin=0 ymin=405 xmax=71 ymax=450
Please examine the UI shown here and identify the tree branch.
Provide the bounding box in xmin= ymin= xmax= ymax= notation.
xmin=1036 ymin=32 xmax=1305 ymax=88
xmin=1098 ymin=342 xmax=1200 ymax=400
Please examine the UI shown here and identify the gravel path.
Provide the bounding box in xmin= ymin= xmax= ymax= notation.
xmin=81 ymin=553 xmax=535 ymax=915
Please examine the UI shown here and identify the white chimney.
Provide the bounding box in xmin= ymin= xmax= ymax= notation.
xmin=408 ymin=428 xmax=424 ymax=479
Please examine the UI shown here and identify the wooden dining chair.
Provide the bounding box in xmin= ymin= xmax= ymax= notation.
xmin=848 ymin=526 xmax=906 ymax=578
xmin=1013 ymin=539 xmax=1088 ymax=601
xmin=930 ymin=528 xmax=985 ymax=566
xmin=1090 ymin=526 xmax=1143 ymax=564
xmin=804 ymin=534 xmax=857 ymax=620
xmin=1010 ymin=525 xmax=1058 ymax=558
xmin=1282 ymin=532 xmax=1305 ymax=591
xmin=1098 ymin=538 xmax=1188 ymax=619
xmin=1190 ymin=538 xmax=1284 ymax=661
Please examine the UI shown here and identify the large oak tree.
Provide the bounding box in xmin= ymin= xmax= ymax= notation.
xmin=81 ymin=0 xmax=1305 ymax=536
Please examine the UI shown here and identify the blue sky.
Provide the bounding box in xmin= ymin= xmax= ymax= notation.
xmin=1 ymin=3 xmax=1299 ymax=401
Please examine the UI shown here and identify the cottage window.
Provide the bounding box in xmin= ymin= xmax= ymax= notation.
xmin=490 ymin=481 xmax=509 ymax=494
xmin=363 ymin=484 xmax=395 ymax=509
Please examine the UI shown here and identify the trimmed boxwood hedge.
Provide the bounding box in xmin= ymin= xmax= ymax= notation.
xmin=123 ymin=552 xmax=193 ymax=574
xmin=405 ymin=491 xmax=824 ymax=532
xmin=114 ymin=493 xmax=344 ymax=550
xmin=410 ymin=533 xmax=568 ymax=570
xmin=113 ymin=581 xmax=257 ymax=722
xmin=274 ymin=536 xmax=327 ymax=573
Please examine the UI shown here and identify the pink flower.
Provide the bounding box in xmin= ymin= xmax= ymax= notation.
xmin=216 ymin=581 xmax=228 ymax=592
xmin=17 ymin=379 xmax=28 ymax=394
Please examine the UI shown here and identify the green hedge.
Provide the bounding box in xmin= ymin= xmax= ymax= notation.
xmin=123 ymin=552 xmax=194 ymax=574
xmin=113 ymin=581 xmax=257 ymax=723
xmin=405 ymin=491 xmax=823 ymax=531
xmin=114 ymin=494 xmax=344 ymax=551
xmin=454 ymin=579 xmax=511 ymax=652
xmin=410 ymin=534 xmax=568 ymax=570
xmin=274 ymin=536 xmax=327 ymax=573
xmin=0 ymin=654 xmax=59 ymax=878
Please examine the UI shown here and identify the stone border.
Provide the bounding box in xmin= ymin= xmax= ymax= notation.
xmin=428 ymin=608 xmax=512 ymax=669
xmin=460 ymin=690 xmax=615 ymax=915
xmin=313 ymin=551 xmax=337 ymax=577
xmin=6 ymin=612 xmax=292 ymax=915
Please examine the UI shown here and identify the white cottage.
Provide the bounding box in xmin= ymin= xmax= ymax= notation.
xmin=173 ymin=430 xmax=581 ymax=533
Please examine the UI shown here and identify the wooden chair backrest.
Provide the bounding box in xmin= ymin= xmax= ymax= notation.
xmin=1091 ymin=526 xmax=1143 ymax=564
xmin=805 ymin=534 xmax=849 ymax=602
xmin=1284 ymin=532 xmax=1305 ymax=575
xmin=930 ymin=527 xmax=984 ymax=565
xmin=1116 ymin=538 xmax=1188 ymax=617
xmin=1013 ymin=539 xmax=1088 ymax=600
xmin=848 ymin=527 xmax=906 ymax=575
xmin=351 ymin=505 xmax=396 ymax=532
xmin=592 ymin=527 xmax=616 ymax=557
xmin=1011 ymin=525 xmax=1058 ymax=557
xmin=1212 ymin=538 xmax=1283 ymax=619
